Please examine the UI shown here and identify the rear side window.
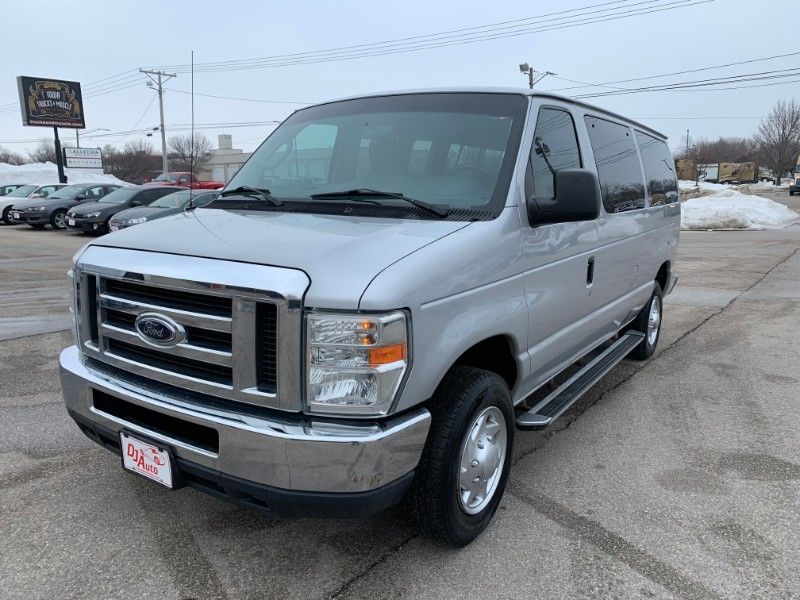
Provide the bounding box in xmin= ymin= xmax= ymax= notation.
xmin=528 ymin=108 xmax=581 ymax=201
xmin=635 ymin=131 xmax=678 ymax=205
xmin=584 ymin=115 xmax=645 ymax=213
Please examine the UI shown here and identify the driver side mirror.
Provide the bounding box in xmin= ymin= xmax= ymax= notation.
xmin=75 ymin=194 xmax=88 ymax=201
xmin=527 ymin=168 xmax=601 ymax=225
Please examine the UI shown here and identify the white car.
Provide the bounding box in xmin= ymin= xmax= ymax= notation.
xmin=1 ymin=184 xmax=68 ymax=224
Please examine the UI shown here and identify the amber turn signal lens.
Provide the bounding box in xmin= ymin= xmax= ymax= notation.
xmin=368 ymin=342 xmax=406 ymax=366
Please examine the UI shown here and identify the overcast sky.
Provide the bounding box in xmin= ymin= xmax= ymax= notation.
xmin=1 ymin=0 xmax=797 ymax=157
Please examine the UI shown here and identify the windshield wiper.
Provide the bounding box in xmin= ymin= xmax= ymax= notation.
xmin=218 ymin=186 xmax=283 ymax=207
xmin=310 ymin=188 xmax=448 ymax=217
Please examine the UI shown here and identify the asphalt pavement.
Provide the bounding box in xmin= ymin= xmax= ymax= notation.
xmin=1 ymin=194 xmax=799 ymax=599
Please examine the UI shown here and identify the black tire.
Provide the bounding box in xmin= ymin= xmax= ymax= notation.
xmin=409 ymin=366 xmax=514 ymax=547
xmin=1 ymin=206 xmax=11 ymax=224
xmin=627 ymin=282 xmax=663 ymax=360
xmin=50 ymin=209 xmax=67 ymax=230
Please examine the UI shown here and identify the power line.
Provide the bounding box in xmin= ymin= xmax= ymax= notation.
xmin=167 ymin=88 xmax=313 ymax=105
xmin=152 ymin=0 xmax=712 ymax=73
xmin=547 ymin=49 xmax=800 ymax=92
xmin=573 ymin=67 xmax=800 ymax=98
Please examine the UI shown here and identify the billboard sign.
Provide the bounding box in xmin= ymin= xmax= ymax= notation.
xmin=17 ymin=76 xmax=85 ymax=128
xmin=64 ymin=147 xmax=102 ymax=169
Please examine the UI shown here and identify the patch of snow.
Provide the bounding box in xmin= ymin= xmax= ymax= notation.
xmin=744 ymin=179 xmax=789 ymax=191
xmin=0 ymin=161 xmax=131 ymax=186
xmin=678 ymin=179 xmax=729 ymax=192
xmin=681 ymin=189 xmax=798 ymax=230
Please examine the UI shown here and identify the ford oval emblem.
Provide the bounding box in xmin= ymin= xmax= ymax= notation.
xmin=134 ymin=313 xmax=185 ymax=347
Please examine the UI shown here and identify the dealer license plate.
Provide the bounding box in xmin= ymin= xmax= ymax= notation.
xmin=68 ymin=218 xmax=75 ymax=226
xmin=11 ymin=211 xmax=21 ymax=220
xmin=120 ymin=432 xmax=174 ymax=488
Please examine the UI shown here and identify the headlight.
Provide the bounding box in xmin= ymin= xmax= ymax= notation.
xmin=127 ymin=217 xmax=147 ymax=225
xmin=84 ymin=211 xmax=102 ymax=218
xmin=306 ymin=311 xmax=408 ymax=416
xmin=31 ymin=206 xmax=47 ymax=212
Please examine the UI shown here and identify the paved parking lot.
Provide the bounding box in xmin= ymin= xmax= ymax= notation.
xmin=2 ymin=197 xmax=800 ymax=599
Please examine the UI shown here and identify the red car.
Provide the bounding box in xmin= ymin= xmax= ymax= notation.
xmin=145 ymin=172 xmax=223 ymax=190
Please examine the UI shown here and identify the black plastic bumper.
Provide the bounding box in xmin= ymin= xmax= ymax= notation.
xmin=68 ymin=408 xmax=414 ymax=519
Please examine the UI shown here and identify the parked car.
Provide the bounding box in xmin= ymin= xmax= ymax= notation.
xmin=10 ymin=183 xmax=121 ymax=229
xmin=60 ymin=89 xmax=679 ymax=547
xmin=144 ymin=171 xmax=224 ymax=190
xmin=1 ymin=184 xmax=38 ymax=223
xmin=108 ymin=189 xmax=217 ymax=231
xmin=66 ymin=185 xmax=178 ymax=234
xmin=1 ymin=183 xmax=32 ymax=196
xmin=790 ymin=176 xmax=800 ymax=196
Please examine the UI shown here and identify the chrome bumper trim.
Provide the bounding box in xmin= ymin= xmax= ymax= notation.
xmin=60 ymin=345 xmax=430 ymax=493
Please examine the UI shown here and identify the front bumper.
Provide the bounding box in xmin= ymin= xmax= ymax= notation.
xmin=10 ymin=210 xmax=47 ymax=224
xmin=59 ymin=345 xmax=430 ymax=514
xmin=67 ymin=216 xmax=104 ymax=232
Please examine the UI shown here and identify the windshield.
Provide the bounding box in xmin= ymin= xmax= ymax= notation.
xmin=98 ymin=188 xmax=138 ymax=204
xmin=150 ymin=191 xmax=191 ymax=208
xmin=153 ymin=173 xmax=178 ymax=183
xmin=225 ymin=93 xmax=527 ymax=219
xmin=49 ymin=184 xmax=88 ymax=200
xmin=7 ymin=185 xmax=38 ymax=197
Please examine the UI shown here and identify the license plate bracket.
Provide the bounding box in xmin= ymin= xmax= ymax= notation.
xmin=119 ymin=431 xmax=176 ymax=489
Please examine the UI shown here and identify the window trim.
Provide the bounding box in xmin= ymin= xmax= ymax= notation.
xmin=583 ymin=112 xmax=647 ymax=216
xmin=525 ymin=104 xmax=584 ymax=202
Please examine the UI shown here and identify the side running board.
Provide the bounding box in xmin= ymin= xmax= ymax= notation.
xmin=515 ymin=331 xmax=645 ymax=430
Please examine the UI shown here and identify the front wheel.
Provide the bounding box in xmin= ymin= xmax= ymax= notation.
xmin=627 ymin=282 xmax=663 ymax=360
xmin=408 ymin=366 xmax=514 ymax=547
xmin=1 ymin=206 xmax=11 ymax=224
xmin=50 ymin=209 xmax=67 ymax=230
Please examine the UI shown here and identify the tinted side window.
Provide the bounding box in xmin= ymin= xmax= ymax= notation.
xmin=584 ymin=115 xmax=645 ymax=213
xmin=529 ymin=108 xmax=581 ymax=200
xmin=635 ymin=131 xmax=678 ymax=206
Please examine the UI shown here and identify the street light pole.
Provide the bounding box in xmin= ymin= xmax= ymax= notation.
xmin=140 ymin=68 xmax=176 ymax=176
xmin=518 ymin=63 xmax=556 ymax=89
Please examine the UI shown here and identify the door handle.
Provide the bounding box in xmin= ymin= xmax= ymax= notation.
xmin=586 ymin=256 xmax=595 ymax=286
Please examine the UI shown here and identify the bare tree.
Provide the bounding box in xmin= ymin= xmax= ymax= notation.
xmin=27 ymin=138 xmax=58 ymax=163
xmin=102 ymin=140 xmax=162 ymax=183
xmin=167 ymin=134 xmax=213 ymax=172
xmin=754 ymin=100 xmax=800 ymax=185
xmin=0 ymin=145 xmax=25 ymax=165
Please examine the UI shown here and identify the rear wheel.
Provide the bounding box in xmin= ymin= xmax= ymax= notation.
xmin=627 ymin=282 xmax=663 ymax=360
xmin=408 ymin=366 xmax=514 ymax=547
xmin=1 ymin=206 xmax=11 ymax=224
xmin=50 ymin=209 xmax=67 ymax=230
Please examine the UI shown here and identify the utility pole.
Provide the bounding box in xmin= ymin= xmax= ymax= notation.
xmin=685 ymin=129 xmax=690 ymax=157
xmin=140 ymin=69 xmax=176 ymax=175
xmin=519 ymin=63 xmax=556 ymax=89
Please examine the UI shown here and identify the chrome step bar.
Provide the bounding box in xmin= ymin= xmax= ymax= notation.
xmin=516 ymin=331 xmax=645 ymax=431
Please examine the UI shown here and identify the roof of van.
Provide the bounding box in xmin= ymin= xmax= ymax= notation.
xmin=307 ymin=87 xmax=668 ymax=140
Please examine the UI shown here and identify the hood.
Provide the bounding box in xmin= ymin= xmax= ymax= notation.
xmin=93 ymin=208 xmax=469 ymax=308
xmin=111 ymin=205 xmax=174 ymax=222
xmin=8 ymin=197 xmax=65 ymax=210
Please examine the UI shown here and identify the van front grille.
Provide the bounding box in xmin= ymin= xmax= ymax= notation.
xmin=74 ymin=248 xmax=306 ymax=412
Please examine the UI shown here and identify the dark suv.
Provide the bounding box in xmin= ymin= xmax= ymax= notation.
xmin=66 ymin=185 xmax=178 ymax=234
xmin=10 ymin=183 xmax=121 ymax=230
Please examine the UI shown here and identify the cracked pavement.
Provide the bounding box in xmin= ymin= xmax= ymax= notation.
xmin=2 ymin=193 xmax=799 ymax=599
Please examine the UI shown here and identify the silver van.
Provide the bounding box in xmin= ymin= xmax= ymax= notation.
xmin=60 ymin=89 xmax=679 ymax=546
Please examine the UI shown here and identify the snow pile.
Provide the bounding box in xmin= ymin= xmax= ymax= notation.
xmin=682 ymin=189 xmax=798 ymax=230
xmin=742 ymin=179 xmax=789 ymax=192
xmin=0 ymin=161 xmax=130 ymax=186
xmin=679 ymin=179 xmax=729 ymax=192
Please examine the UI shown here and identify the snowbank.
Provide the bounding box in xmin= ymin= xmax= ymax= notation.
xmin=0 ymin=162 xmax=130 ymax=186
xmin=681 ymin=189 xmax=798 ymax=230
xmin=678 ymin=179 xmax=729 ymax=192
